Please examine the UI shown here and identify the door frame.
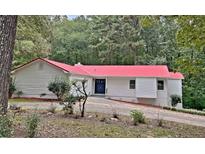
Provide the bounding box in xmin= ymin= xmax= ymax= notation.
xmin=93 ymin=78 xmax=106 ymax=95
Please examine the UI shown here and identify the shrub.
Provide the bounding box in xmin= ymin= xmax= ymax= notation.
xmin=170 ymin=95 xmax=182 ymax=107
xmin=112 ymin=112 xmax=119 ymax=119
xmin=48 ymin=78 xmax=71 ymax=100
xmin=157 ymin=119 xmax=163 ymax=127
xmin=16 ymin=91 xmax=23 ymax=98
xmin=183 ymin=96 xmax=205 ymax=111
xmin=26 ymin=114 xmax=40 ymax=138
xmin=100 ymin=117 xmax=107 ymax=122
xmin=9 ymin=78 xmax=16 ymax=98
xmin=183 ymin=87 xmax=205 ymax=110
xmin=130 ymin=110 xmax=145 ymax=125
xmin=0 ymin=115 xmax=13 ymax=137
xmin=47 ymin=104 xmax=57 ymax=113
xmin=61 ymin=94 xmax=79 ymax=115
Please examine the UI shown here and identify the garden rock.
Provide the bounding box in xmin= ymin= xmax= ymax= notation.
xmin=88 ymin=115 xmax=93 ymax=118
xmin=47 ymin=112 xmax=53 ymax=116
xmin=9 ymin=104 xmax=21 ymax=110
xmin=111 ymin=117 xmax=119 ymax=121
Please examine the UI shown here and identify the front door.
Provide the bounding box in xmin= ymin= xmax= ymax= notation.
xmin=95 ymin=79 xmax=106 ymax=94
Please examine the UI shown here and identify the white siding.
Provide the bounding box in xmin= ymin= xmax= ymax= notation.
xmin=106 ymin=77 xmax=136 ymax=97
xmin=168 ymin=79 xmax=183 ymax=109
xmin=69 ymin=75 xmax=93 ymax=96
xmin=168 ymin=79 xmax=182 ymax=96
xmin=136 ymin=78 xmax=157 ymax=98
xmin=12 ymin=59 xmax=182 ymax=109
xmin=156 ymin=79 xmax=168 ymax=106
xmin=13 ymin=60 xmax=67 ymax=99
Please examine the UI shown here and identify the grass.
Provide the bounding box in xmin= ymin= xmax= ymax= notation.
xmin=163 ymin=106 xmax=205 ymax=116
xmin=9 ymin=98 xmax=51 ymax=103
xmin=9 ymin=109 xmax=205 ymax=138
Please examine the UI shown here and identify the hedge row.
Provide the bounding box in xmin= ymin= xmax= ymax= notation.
xmin=163 ymin=106 xmax=205 ymax=116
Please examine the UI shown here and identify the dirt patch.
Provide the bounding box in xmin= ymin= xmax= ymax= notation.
xmin=7 ymin=109 xmax=205 ymax=138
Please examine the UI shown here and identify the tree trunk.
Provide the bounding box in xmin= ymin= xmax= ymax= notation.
xmin=81 ymin=97 xmax=87 ymax=117
xmin=0 ymin=15 xmax=18 ymax=114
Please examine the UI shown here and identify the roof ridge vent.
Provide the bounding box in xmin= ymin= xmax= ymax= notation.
xmin=75 ymin=62 xmax=83 ymax=66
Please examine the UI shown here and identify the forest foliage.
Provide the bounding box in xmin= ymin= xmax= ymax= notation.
xmin=13 ymin=15 xmax=205 ymax=110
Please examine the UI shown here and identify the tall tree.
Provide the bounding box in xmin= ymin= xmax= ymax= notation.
xmin=140 ymin=16 xmax=179 ymax=67
xmin=13 ymin=16 xmax=52 ymax=67
xmin=50 ymin=17 xmax=90 ymax=64
xmin=0 ymin=15 xmax=18 ymax=114
xmin=174 ymin=16 xmax=205 ymax=110
xmin=88 ymin=16 xmax=144 ymax=65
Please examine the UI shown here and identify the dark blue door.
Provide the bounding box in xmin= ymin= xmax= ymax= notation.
xmin=95 ymin=79 xmax=106 ymax=94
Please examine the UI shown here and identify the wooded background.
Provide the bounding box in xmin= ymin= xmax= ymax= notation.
xmin=13 ymin=15 xmax=205 ymax=110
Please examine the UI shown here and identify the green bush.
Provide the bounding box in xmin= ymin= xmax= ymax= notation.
xmin=48 ymin=78 xmax=71 ymax=100
xmin=61 ymin=94 xmax=79 ymax=115
xmin=130 ymin=110 xmax=145 ymax=125
xmin=182 ymin=86 xmax=205 ymax=111
xmin=26 ymin=114 xmax=40 ymax=138
xmin=157 ymin=119 xmax=163 ymax=127
xmin=170 ymin=95 xmax=182 ymax=107
xmin=16 ymin=91 xmax=23 ymax=98
xmin=183 ymin=96 xmax=205 ymax=111
xmin=9 ymin=78 xmax=16 ymax=98
xmin=0 ymin=115 xmax=13 ymax=137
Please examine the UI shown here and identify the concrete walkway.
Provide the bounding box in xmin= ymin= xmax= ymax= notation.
xmin=9 ymin=97 xmax=205 ymax=127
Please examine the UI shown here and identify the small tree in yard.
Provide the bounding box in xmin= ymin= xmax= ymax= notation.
xmin=72 ymin=79 xmax=88 ymax=117
xmin=48 ymin=78 xmax=71 ymax=100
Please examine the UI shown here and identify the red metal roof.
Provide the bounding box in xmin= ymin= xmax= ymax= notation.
xmin=75 ymin=65 xmax=170 ymax=78
xmin=169 ymin=72 xmax=184 ymax=79
xmin=13 ymin=58 xmax=184 ymax=79
xmin=43 ymin=59 xmax=89 ymax=75
xmin=44 ymin=59 xmax=184 ymax=79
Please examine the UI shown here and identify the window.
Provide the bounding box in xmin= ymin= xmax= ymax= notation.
xmin=129 ymin=80 xmax=135 ymax=89
xmin=157 ymin=80 xmax=164 ymax=90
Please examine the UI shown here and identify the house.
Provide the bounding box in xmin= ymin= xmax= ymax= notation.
xmin=11 ymin=58 xmax=184 ymax=108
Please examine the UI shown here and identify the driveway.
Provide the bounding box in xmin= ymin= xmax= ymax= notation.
xmin=9 ymin=97 xmax=205 ymax=127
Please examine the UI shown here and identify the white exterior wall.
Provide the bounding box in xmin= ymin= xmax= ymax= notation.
xmin=69 ymin=75 xmax=93 ymax=96
xmin=106 ymin=77 xmax=136 ymax=98
xmin=12 ymin=59 xmax=182 ymax=108
xmin=105 ymin=77 xmax=172 ymax=107
xmin=135 ymin=78 xmax=168 ymax=106
xmin=155 ymin=79 xmax=168 ymax=107
xmin=13 ymin=60 xmax=68 ymax=99
xmin=136 ymin=78 xmax=157 ymax=98
xmin=168 ymin=79 xmax=183 ymax=109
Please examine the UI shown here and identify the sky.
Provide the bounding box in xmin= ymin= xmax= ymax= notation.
xmin=67 ymin=15 xmax=78 ymax=20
